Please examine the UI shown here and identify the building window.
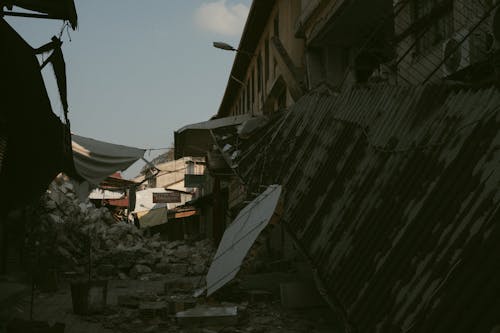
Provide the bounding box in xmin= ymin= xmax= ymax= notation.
xmin=265 ymin=38 xmax=270 ymax=82
xmin=413 ymin=0 xmax=454 ymax=54
xmin=246 ymin=82 xmax=250 ymax=112
xmin=251 ymin=69 xmax=255 ymax=106
xmin=257 ymin=54 xmax=262 ymax=93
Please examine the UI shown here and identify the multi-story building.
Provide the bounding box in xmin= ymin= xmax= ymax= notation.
xmin=297 ymin=0 xmax=394 ymax=89
xmin=217 ymin=0 xmax=305 ymax=118
xmin=175 ymin=1 xmax=500 ymax=332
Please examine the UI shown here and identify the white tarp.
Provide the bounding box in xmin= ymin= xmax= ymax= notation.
xmin=72 ymin=134 xmax=145 ymax=186
xmin=206 ymin=184 xmax=282 ymax=296
xmin=88 ymin=188 xmax=124 ymax=200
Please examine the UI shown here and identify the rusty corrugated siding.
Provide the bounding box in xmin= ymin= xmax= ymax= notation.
xmin=238 ymin=84 xmax=500 ymax=332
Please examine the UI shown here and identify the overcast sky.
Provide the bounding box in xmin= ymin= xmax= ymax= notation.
xmin=6 ymin=0 xmax=250 ymax=178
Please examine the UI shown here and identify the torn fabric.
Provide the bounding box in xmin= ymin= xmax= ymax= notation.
xmin=72 ymin=134 xmax=145 ymax=186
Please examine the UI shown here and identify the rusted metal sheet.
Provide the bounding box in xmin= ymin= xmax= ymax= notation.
xmin=237 ymin=84 xmax=500 ymax=332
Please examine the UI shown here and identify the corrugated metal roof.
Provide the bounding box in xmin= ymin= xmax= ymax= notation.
xmin=235 ymin=84 xmax=500 ymax=332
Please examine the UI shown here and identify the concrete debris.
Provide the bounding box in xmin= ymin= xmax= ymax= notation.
xmin=35 ymin=179 xmax=215 ymax=281
xmin=176 ymin=305 xmax=239 ymax=327
xmin=8 ymin=178 xmax=343 ymax=332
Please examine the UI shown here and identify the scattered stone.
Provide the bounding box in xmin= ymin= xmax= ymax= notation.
xmin=170 ymin=264 xmax=189 ymax=276
xmin=117 ymin=295 xmax=141 ymax=309
xmin=166 ymin=295 xmax=197 ymax=314
xmin=96 ymin=264 xmax=116 ymax=277
xmin=139 ymin=301 xmax=168 ymax=320
xmin=129 ymin=264 xmax=152 ymax=279
xmin=35 ymin=178 xmax=215 ymax=285
xmin=190 ymin=263 xmax=206 ymax=275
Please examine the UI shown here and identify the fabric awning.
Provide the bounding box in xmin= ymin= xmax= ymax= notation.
xmin=72 ymin=134 xmax=145 ymax=186
xmin=137 ymin=208 xmax=168 ymax=228
xmin=206 ymin=184 xmax=282 ymax=296
xmin=174 ymin=114 xmax=252 ymax=159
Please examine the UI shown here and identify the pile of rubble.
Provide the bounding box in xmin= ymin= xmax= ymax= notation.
xmin=34 ymin=177 xmax=214 ymax=281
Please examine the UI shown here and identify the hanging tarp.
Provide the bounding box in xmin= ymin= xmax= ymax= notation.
xmin=206 ymin=184 xmax=282 ymax=296
xmin=72 ymin=134 xmax=145 ymax=186
xmin=136 ymin=208 xmax=168 ymax=229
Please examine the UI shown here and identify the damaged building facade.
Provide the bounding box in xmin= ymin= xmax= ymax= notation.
xmin=176 ymin=0 xmax=500 ymax=332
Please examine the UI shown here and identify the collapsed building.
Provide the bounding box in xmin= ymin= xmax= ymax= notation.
xmin=175 ymin=0 xmax=500 ymax=332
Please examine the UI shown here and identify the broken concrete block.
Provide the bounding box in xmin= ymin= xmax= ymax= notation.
xmin=49 ymin=213 xmax=65 ymax=224
xmin=166 ymin=240 xmax=183 ymax=250
xmin=173 ymin=245 xmax=190 ymax=259
xmin=166 ymin=295 xmax=197 ymax=314
xmin=139 ymin=301 xmax=168 ymax=320
xmin=169 ymin=263 xmax=188 ymax=276
xmin=190 ymin=263 xmax=206 ymax=275
xmin=129 ymin=264 xmax=152 ymax=279
xmin=155 ymin=262 xmax=170 ymax=274
xmin=176 ymin=305 xmax=238 ymax=327
xmin=164 ymin=277 xmax=194 ymax=294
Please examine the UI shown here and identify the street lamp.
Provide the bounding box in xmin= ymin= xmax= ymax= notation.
xmin=212 ymin=41 xmax=255 ymax=57
xmin=213 ymin=41 xmax=254 ymax=116
xmin=213 ymin=41 xmax=236 ymax=51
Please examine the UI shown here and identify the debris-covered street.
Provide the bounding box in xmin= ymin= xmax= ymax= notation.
xmin=1 ymin=180 xmax=340 ymax=332
xmin=2 ymin=0 xmax=500 ymax=332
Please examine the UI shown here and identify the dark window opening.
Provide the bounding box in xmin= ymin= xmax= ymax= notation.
xmin=412 ymin=0 xmax=454 ymax=54
xmin=246 ymin=83 xmax=250 ymax=112
xmin=278 ymin=89 xmax=286 ymax=110
xmin=265 ymin=38 xmax=270 ymax=82
xmin=257 ymin=55 xmax=262 ymax=93
xmin=251 ymin=69 xmax=255 ymax=105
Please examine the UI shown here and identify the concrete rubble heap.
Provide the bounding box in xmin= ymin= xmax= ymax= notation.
xmin=37 ymin=178 xmax=214 ymax=280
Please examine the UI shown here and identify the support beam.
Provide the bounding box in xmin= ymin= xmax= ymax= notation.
xmin=270 ymin=36 xmax=306 ymax=101
xmin=1 ymin=11 xmax=64 ymax=20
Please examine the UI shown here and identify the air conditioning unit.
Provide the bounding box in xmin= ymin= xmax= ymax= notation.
xmin=442 ymin=29 xmax=470 ymax=77
xmin=442 ymin=26 xmax=495 ymax=77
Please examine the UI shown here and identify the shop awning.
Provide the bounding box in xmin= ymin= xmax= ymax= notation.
xmin=174 ymin=114 xmax=252 ymax=159
xmin=72 ymin=134 xmax=145 ymax=186
xmin=205 ymin=184 xmax=282 ymax=296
